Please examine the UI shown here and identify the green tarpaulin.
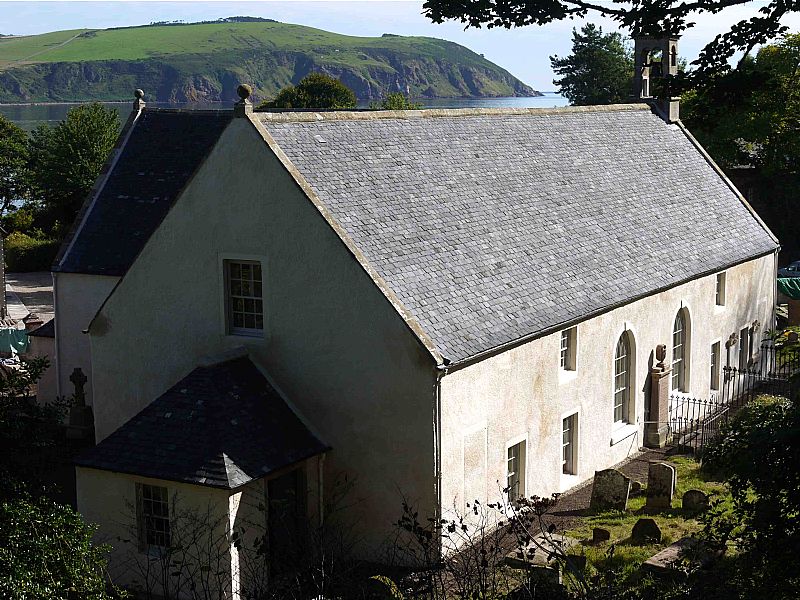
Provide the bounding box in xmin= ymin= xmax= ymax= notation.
xmin=778 ymin=277 xmax=800 ymax=300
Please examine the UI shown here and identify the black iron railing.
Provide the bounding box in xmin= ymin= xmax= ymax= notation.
xmin=667 ymin=340 xmax=800 ymax=454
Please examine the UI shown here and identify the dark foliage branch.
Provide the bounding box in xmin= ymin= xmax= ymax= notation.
xmin=424 ymin=0 xmax=799 ymax=82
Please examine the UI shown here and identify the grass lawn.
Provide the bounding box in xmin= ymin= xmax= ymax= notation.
xmin=563 ymin=455 xmax=728 ymax=578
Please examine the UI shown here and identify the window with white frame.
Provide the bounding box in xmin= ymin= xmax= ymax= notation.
xmin=739 ymin=326 xmax=750 ymax=371
xmin=715 ymin=272 xmax=726 ymax=306
xmin=225 ymin=260 xmax=263 ymax=336
xmin=711 ymin=342 xmax=720 ymax=391
xmin=507 ymin=441 xmax=526 ymax=502
xmin=560 ymin=327 xmax=577 ymax=371
xmin=672 ymin=310 xmax=689 ymax=392
xmin=137 ymin=483 xmax=170 ymax=550
xmin=613 ymin=333 xmax=631 ymax=424
xmin=562 ymin=414 xmax=577 ymax=475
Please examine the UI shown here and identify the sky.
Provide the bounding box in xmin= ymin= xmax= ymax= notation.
xmin=1 ymin=1 xmax=799 ymax=90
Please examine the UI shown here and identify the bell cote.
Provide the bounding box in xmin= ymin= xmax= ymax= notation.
xmin=633 ymin=36 xmax=680 ymax=122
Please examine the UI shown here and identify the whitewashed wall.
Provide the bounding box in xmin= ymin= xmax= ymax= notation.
xmin=439 ymin=253 xmax=776 ymax=513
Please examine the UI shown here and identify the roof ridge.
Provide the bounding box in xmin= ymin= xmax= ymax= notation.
xmin=256 ymin=103 xmax=652 ymax=123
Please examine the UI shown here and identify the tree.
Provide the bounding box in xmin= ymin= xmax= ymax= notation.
xmin=369 ymin=93 xmax=423 ymax=110
xmin=550 ymin=24 xmax=634 ymax=106
xmin=0 ymin=495 xmax=120 ymax=599
xmin=258 ymin=73 xmax=357 ymax=110
xmin=697 ymin=395 xmax=800 ymax=599
xmin=27 ymin=103 xmax=119 ymax=236
xmin=423 ymin=0 xmax=797 ymax=85
xmin=0 ymin=115 xmax=29 ymax=215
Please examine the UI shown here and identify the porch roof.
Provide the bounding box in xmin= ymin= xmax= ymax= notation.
xmin=75 ymin=356 xmax=328 ymax=489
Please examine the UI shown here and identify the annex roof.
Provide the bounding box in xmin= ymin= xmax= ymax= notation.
xmin=55 ymin=109 xmax=232 ymax=276
xmin=259 ymin=106 xmax=778 ymax=363
xmin=75 ymin=357 xmax=328 ymax=489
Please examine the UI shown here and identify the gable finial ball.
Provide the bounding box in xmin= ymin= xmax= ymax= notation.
xmin=237 ymin=84 xmax=253 ymax=100
xmin=134 ymin=89 xmax=145 ymax=100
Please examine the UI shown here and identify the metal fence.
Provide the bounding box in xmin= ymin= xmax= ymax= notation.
xmin=667 ymin=340 xmax=800 ymax=454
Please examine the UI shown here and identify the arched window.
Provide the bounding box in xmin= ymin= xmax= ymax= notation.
xmin=613 ymin=333 xmax=631 ymax=423
xmin=672 ymin=309 xmax=689 ymax=392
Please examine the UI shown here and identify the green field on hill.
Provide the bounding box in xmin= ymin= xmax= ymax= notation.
xmin=0 ymin=19 xmax=537 ymax=102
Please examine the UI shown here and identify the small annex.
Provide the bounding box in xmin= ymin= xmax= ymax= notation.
xmin=59 ymin=39 xmax=778 ymax=597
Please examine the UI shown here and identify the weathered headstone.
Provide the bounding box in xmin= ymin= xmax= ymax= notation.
xmin=592 ymin=527 xmax=611 ymax=544
xmin=631 ymin=480 xmax=644 ymax=495
xmin=642 ymin=537 xmax=723 ymax=576
xmin=631 ymin=518 xmax=662 ymax=545
xmin=67 ymin=367 xmax=94 ymax=441
xmin=589 ymin=469 xmax=631 ymax=511
xmin=646 ymin=462 xmax=676 ymax=511
xmin=682 ymin=489 xmax=709 ymax=513
xmin=505 ymin=533 xmax=579 ymax=568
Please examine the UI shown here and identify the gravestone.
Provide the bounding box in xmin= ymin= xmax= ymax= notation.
xmin=630 ymin=480 xmax=644 ymax=495
xmin=642 ymin=537 xmax=724 ymax=576
xmin=682 ymin=489 xmax=709 ymax=512
xmin=66 ymin=367 xmax=94 ymax=442
xmin=646 ymin=462 xmax=676 ymax=511
xmin=589 ymin=469 xmax=631 ymax=511
xmin=592 ymin=527 xmax=611 ymax=544
xmin=631 ymin=518 xmax=662 ymax=544
xmin=505 ymin=533 xmax=579 ymax=568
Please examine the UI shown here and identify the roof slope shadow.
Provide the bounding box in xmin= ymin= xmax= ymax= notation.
xmin=55 ymin=109 xmax=232 ymax=277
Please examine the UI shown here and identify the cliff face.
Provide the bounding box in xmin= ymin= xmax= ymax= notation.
xmin=0 ymin=22 xmax=539 ymax=103
xmin=0 ymin=50 xmax=537 ymax=103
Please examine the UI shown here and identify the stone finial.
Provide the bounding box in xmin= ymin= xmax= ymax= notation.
xmin=70 ymin=367 xmax=88 ymax=407
xmin=133 ymin=89 xmax=146 ymax=112
xmin=234 ymin=83 xmax=253 ymax=117
xmin=726 ymin=332 xmax=738 ymax=348
xmin=655 ymin=344 xmax=667 ymax=369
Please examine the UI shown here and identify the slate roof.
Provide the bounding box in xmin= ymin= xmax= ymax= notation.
xmin=260 ymin=107 xmax=778 ymax=363
xmin=55 ymin=109 xmax=231 ymax=276
xmin=28 ymin=318 xmax=55 ymax=338
xmin=75 ymin=357 xmax=328 ymax=489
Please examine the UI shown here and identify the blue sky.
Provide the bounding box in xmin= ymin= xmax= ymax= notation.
xmin=2 ymin=1 xmax=799 ymax=90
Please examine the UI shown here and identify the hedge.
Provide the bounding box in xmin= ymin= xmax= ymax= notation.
xmin=3 ymin=232 xmax=60 ymax=272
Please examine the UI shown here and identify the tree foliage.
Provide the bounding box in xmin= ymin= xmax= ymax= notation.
xmin=259 ymin=73 xmax=357 ymax=110
xmin=424 ymin=0 xmax=797 ymax=84
xmin=698 ymin=395 xmax=800 ymax=599
xmin=683 ymin=33 xmax=800 ymax=175
xmin=369 ymin=92 xmax=423 ymax=110
xmin=0 ymin=495 xmax=119 ymax=599
xmin=27 ymin=103 xmax=119 ymax=235
xmin=550 ymin=24 xmax=634 ymax=106
xmin=0 ymin=115 xmax=29 ymax=215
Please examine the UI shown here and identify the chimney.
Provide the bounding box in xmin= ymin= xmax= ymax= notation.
xmin=633 ymin=36 xmax=680 ymax=122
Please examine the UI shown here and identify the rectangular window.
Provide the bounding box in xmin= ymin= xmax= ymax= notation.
xmin=507 ymin=441 xmax=526 ymax=502
xmin=739 ymin=327 xmax=750 ymax=371
xmin=560 ymin=327 xmax=577 ymax=371
xmin=137 ymin=484 xmax=170 ymax=550
xmin=715 ymin=272 xmax=726 ymax=306
xmin=711 ymin=342 xmax=720 ymax=391
xmin=226 ymin=260 xmax=263 ymax=336
xmin=562 ymin=414 xmax=577 ymax=475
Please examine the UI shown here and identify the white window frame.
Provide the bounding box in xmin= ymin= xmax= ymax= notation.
xmin=136 ymin=483 xmax=171 ymax=553
xmin=613 ymin=332 xmax=632 ymax=425
xmin=562 ymin=413 xmax=578 ymax=476
xmin=739 ymin=326 xmax=750 ymax=371
xmin=506 ymin=436 xmax=527 ymax=504
xmin=715 ymin=272 xmax=726 ymax=306
xmin=671 ymin=309 xmax=690 ymax=393
xmin=219 ymin=254 xmax=268 ymax=340
xmin=710 ymin=340 xmax=721 ymax=392
xmin=559 ymin=326 xmax=577 ymax=371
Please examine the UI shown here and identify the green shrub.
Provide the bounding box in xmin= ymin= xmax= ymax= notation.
xmin=0 ymin=496 xmax=120 ymax=599
xmin=3 ymin=231 xmax=60 ymax=272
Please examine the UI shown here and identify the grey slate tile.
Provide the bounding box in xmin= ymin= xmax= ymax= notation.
xmin=262 ymin=109 xmax=777 ymax=363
